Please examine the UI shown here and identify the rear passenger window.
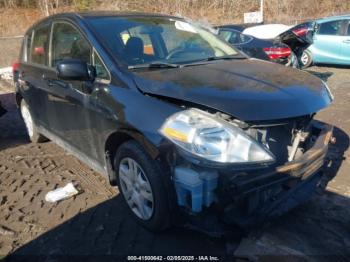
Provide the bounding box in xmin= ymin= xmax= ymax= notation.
xmin=30 ymin=24 xmax=50 ymax=65
xmin=347 ymin=21 xmax=350 ymax=36
xmin=51 ymin=22 xmax=91 ymax=67
xmin=318 ymin=20 xmax=343 ymax=35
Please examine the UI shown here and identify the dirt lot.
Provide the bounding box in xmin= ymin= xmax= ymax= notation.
xmin=0 ymin=66 xmax=350 ymax=261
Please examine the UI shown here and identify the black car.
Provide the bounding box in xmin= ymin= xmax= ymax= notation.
xmin=14 ymin=12 xmax=334 ymax=232
xmin=218 ymin=22 xmax=315 ymax=68
xmin=219 ymin=23 xmax=262 ymax=32
xmin=216 ymin=26 xmax=298 ymax=67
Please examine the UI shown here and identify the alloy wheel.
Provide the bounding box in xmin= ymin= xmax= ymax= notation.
xmin=301 ymin=52 xmax=310 ymax=66
xmin=119 ymin=157 xmax=154 ymax=220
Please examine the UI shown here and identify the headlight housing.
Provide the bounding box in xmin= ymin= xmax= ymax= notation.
xmin=160 ymin=109 xmax=275 ymax=164
xmin=322 ymin=80 xmax=334 ymax=101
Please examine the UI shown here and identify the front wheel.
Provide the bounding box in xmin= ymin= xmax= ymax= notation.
xmin=114 ymin=140 xmax=171 ymax=231
xmin=299 ymin=50 xmax=313 ymax=69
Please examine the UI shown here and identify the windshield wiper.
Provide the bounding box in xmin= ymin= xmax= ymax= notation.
xmin=203 ymin=55 xmax=247 ymax=61
xmin=180 ymin=55 xmax=247 ymax=67
xmin=128 ymin=62 xmax=182 ymax=70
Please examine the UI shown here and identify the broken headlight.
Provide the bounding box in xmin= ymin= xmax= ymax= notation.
xmin=160 ymin=109 xmax=275 ymax=164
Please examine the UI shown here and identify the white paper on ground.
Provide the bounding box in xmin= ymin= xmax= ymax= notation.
xmin=45 ymin=182 xmax=79 ymax=203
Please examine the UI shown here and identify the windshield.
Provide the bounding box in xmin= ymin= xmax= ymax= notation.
xmin=88 ymin=16 xmax=239 ymax=67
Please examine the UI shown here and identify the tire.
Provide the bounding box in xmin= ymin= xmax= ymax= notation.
xmin=290 ymin=52 xmax=300 ymax=69
xmin=299 ymin=50 xmax=313 ymax=69
xmin=114 ymin=140 xmax=171 ymax=231
xmin=20 ymin=100 xmax=47 ymax=143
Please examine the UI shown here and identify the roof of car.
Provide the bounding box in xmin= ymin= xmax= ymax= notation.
xmin=315 ymin=14 xmax=350 ymax=23
xmin=49 ymin=11 xmax=180 ymax=20
xmin=216 ymin=23 xmax=263 ymax=31
xmin=26 ymin=11 xmax=181 ymax=32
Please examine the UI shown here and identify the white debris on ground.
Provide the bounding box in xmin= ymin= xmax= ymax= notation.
xmin=0 ymin=67 xmax=13 ymax=81
xmin=45 ymin=182 xmax=80 ymax=203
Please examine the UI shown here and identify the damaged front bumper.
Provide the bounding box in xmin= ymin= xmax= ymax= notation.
xmin=172 ymin=122 xmax=334 ymax=227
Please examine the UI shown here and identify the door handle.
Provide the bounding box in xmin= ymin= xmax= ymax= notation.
xmin=343 ymin=39 xmax=350 ymax=43
xmin=42 ymin=74 xmax=55 ymax=86
xmin=47 ymin=80 xmax=54 ymax=87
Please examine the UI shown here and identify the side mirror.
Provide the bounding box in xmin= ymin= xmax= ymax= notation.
xmin=56 ymin=59 xmax=95 ymax=82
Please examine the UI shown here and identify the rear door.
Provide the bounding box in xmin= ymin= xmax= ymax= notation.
xmin=312 ymin=19 xmax=344 ymax=64
xmin=18 ymin=22 xmax=52 ymax=128
xmin=340 ymin=20 xmax=350 ymax=64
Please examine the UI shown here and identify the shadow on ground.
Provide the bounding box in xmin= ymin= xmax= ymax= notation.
xmin=0 ymin=92 xmax=28 ymax=151
xmin=7 ymin=196 xmax=228 ymax=260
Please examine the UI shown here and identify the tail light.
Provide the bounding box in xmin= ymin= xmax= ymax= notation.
xmin=12 ymin=60 xmax=20 ymax=74
xmin=292 ymin=27 xmax=308 ymax=37
xmin=263 ymin=47 xmax=291 ymax=60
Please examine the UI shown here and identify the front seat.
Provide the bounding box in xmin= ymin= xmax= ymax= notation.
xmin=124 ymin=37 xmax=144 ymax=64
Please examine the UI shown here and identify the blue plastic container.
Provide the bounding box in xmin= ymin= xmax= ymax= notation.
xmin=174 ymin=167 xmax=203 ymax=212
xmin=199 ymin=171 xmax=218 ymax=207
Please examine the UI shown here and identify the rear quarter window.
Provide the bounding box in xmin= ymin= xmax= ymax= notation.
xmin=219 ymin=29 xmax=252 ymax=45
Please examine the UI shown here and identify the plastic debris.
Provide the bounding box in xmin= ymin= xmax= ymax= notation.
xmin=45 ymin=182 xmax=79 ymax=203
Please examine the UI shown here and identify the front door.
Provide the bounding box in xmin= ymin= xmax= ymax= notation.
xmin=312 ymin=19 xmax=344 ymax=64
xmin=42 ymin=21 xmax=99 ymax=160
xmin=340 ymin=20 xmax=350 ymax=64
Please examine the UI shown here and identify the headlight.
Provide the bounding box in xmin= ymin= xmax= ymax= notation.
xmin=160 ymin=109 xmax=275 ymax=164
xmin=322 ymin=81 xmax=334 ymax=101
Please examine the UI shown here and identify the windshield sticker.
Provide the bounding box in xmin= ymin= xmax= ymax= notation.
xmin=174 ymin=21 xmax=197 ymax=34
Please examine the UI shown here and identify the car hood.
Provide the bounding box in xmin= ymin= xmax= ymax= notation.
xmin=132 ymin=59 xmax=332 ymax=121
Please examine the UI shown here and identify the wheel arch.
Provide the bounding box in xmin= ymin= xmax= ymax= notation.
xmin=104 ymin=129 xmax=160 ymax=185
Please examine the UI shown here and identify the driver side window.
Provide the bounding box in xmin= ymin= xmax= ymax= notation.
xmin=51 ymin=22 xmax=91 ymax=67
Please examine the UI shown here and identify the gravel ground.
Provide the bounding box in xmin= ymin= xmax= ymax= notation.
xmin=0 ymin=66 xmax=350 ymax=261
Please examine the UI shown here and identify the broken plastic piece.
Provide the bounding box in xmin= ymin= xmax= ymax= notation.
xmin=45 ymin=182 xmax=79 ymax=203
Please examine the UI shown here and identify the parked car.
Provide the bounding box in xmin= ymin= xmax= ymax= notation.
xmin=218 ymin=23 xmax=262 ymax=32
xmin=301 ymin=14 xmax=350 ymax=68
xmin=242 ymin=22 xmax=316 ymax=68
xmin=216 ymin=26 xmax=298 ymax=67
xmin=14 ymin=12 xmax=334 ymax=232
